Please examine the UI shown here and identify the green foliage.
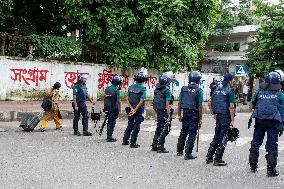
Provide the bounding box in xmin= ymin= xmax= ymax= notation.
xmin=246 ymin=0 xmax=284 ymax=77
xmin=211 ymin=43 xmax=236 ymax=52
xmin=210 ymin=0 xmax=258 ymax=37
xmin=63 ymin=0 xmax=220 ymax=71
xmin=29 ymin=35 xmax=82 ymax=60
xmin=1 ymin=0 xmax=65 ymax=35
xmin=0 ymin=0 xmax=13 ymax=30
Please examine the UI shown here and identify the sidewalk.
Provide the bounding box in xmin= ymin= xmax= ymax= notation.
xmin=0 ymin=101 xmax=251 ymax=122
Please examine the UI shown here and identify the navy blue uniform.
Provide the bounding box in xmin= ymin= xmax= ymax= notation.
xmin=177 ymin=84 xmax=203 ymax=156
xmin=123 ymin=83 xmax=146 ymax=145
xmin=151 ymin=84 xmax=172 ymax=151
xmin=104 ymin=85 xmax=121 ymax=139
xmin=249 ymin=88 xmax=284 ymax=174
xmin=73 ymin=83 xmax=89 ymax=132
xmin=206 ymin=84 xmax=235 ymax=164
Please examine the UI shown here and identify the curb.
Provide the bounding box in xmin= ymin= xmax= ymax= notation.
xmin=0 ymin=105 xmax=251 ymax=122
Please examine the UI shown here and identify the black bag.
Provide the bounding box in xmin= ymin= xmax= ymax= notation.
xmin=19 ymin=111 xmax=44 ymax=132
xmin=41 ymin=96 xmax=53 ymax=111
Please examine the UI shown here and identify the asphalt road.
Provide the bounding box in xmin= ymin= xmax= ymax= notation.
xmin=0 ymin=113 xmax=284 ymax=189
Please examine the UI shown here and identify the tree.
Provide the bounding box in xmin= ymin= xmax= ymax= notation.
xmin=0 ymin=0 xmax=13 ymax=31
xmin=246 ymin=0 xmax=284 ymax=77
xmin=0 ymin=0 xmax=66 ymax=35
xmin=63 ymin=0 xmax=220 ymax=71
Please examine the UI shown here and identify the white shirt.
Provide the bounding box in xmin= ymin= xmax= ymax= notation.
xmin=243 ymin=85 xmax=248 ymax=94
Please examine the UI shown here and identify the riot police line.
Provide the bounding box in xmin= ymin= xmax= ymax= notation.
xmin=19 ymin=68 xmax=284 ymax=178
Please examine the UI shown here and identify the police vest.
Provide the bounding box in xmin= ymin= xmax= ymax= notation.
xmin=75 ymin=84 xmax=88 ymax=103
xmin=252 ymin=89 xmax=282 ymax=122
xmin=212 ymin=87 xmax=231 ymax=115
xmin=152 ymin=85 xmax=168 ymax=110
xmin=128 ymin=85 xmax=145 ymax=108
xmin=104 ymin=86 xmax=118 ymax=111
xmin=180 ymin=86 xmax=200 ymax=110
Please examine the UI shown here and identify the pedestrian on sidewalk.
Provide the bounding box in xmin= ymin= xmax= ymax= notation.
xmin=103 ymin=75 xmax=122 ymax=142
xmin=176 ymin=71 xmax=203 ymax=160
xmin=40 ymin=82 xmax=62 ymax=132
xmin=151 ymin=72 xmax=173 ymax=153
xmin=72 ymin=74 xmax=95 ymax=136
xmin=122 ymin=68 xmax=148 ymax=148
xmin=249 ymin=71 xmax=284 ymax=177
xmin=242 ymin=80 xmax=249 ymax=105
xmin=206 ymin=73 xmax=236 ymax=166
xmin=209 ymin=78 xmax=217 ymax=97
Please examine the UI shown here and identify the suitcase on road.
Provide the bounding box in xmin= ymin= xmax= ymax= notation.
xmin=19 ymin=111 xmax=44 ymax=132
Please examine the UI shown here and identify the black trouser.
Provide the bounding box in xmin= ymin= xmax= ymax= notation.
xmin=152 ymin=109 xmax=169 ymax=149
xmin=106 ymin=109 xmax=119 ymax=138
xmin=73 ymin=102 xmax=89 ymax=132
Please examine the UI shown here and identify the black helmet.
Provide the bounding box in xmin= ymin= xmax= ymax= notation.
xmin=227 ymin=128 xmax=239 ymax=142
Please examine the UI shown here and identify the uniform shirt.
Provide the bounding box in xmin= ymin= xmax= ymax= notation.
xmin=126 ymin=83 xmax=147 ymax=100
xmin=164 ymin=87 xmax=172 ymax=102
xmin=210 ymin=84 xmax=235 ymax=103
xmin=73 ymin=83 xmax=88 ymax=100
xmin=178 ymin=88 xmax=204 ymax=104
xmin=107 ymin=84 xmax=121 ymax=100
xmin=250 ymin=89 xmax=284 ymax=106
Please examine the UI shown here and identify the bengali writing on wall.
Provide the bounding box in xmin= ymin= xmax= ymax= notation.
xmin=97 ymin=69 xmax=157 ymax=90
xmin=10 ymin=67 xmax=158 ymax=90
xmin=10 ymin=67 xmax=49 ymax=86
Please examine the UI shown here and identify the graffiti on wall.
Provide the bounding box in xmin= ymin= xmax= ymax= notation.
xmin=97 ymin=69 xmax=129 ymax=90
xmin=64 ymin=70 xmax=90 ymax=89
xmin=97 ymin=69 xmax=157 ymax=90
xmin=10 ymin=67 xmax=49 ymax=86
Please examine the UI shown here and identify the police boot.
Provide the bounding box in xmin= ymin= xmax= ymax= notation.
xmin=106 ymin=126 xmax=116 ymax=142
xmin=83 ymin=131 xmax=93 ymax=136
xmin=176 ymin=139 xmax=185 ymax=156
xmin=184 ymin=141 xmax=196 ymax=160
xmin=206 ymin=142 xmax=217 ymax=164
xmin=213 ymin=147 xmax=227 ymax=166
xmin=130 ymin=134 xmax=140 ymax=148
xmin=266 ymin=152 xmax=279 ymax=177
xmin=157 ymin=143 xmax=169 ymax=153
xmin=151 ymin=134 xmax=159 ymax=151
xmin=249 ymin=148 xmax=259 ymax=173
xmin=106 ymin=138 xmax=117 ymax=142
xmin=122 ymin=130 xmax=131 ymax=145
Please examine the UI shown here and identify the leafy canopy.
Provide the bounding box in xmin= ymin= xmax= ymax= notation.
xmin=246 ymin=0 xmax=284 ymax=77
xmin=64 ymin=0 xmax=220 ymax=71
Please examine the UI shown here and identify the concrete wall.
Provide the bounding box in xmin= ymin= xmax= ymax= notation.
xmin=0 ymin=57 xmax=222 ymax=101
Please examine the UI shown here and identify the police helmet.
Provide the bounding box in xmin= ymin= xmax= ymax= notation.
xmin=223 ymin=73 xmax=234 ymax=82
xmin=78 ymin=74 xmax=88 ymax=81
xmin=188 ymin=71 xmax=202 ymax=84
xmin=111 ymin=75 xmax=122 ymax=85
xmin=275 ymin=70 xmax=284 ymax=82
xmin=159 ymin=74 xmax=171 ymax=86
xmin=265 ymin=71 xmax=281 ymax=84
xmin=134 ymin=71 xmax=148 ymax=83
xmin=227 ymin=128 xmax=239 ymax=142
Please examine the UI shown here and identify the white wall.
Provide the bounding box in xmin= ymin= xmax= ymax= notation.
xmin=0 ymin=57 xmax=222 ymax=101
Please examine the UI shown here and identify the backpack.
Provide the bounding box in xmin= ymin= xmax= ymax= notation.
xmin=41 ymin=91 xmax=53 ymax=111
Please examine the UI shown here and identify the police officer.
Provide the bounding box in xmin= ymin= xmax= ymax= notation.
xmin=72 ymin=74 xmax=95 ymax=136
xmin=206 ymin=73 xmax=235 ymax=166
xmin=249 ymin=71 xmax=284 ymax=177
xmin=104 ymin=75 xmax=122 ymax=142
xmin=177 ymin=71 xmax=203 ymax=159
xmin=122 ymin=70 xmax=148 ymax=148
xmin=151 ymin=73 xmax=173 ymax=153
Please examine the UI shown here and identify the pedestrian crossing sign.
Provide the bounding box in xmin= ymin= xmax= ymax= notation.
xmin=236 ymin=65 xmax=248 ymax=75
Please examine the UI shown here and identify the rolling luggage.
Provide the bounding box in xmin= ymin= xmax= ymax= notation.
xmin=19 ymin=111 xmax=44 ymax=132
